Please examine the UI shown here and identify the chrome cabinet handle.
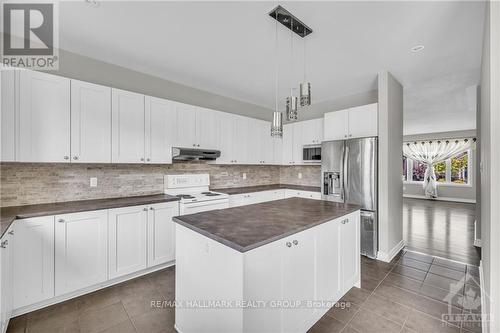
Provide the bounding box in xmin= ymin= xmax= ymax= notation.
xmin=64 ymin=156 xmax=69 ymax=160
xmin=197 ymin=144 xmax=200 ymax=147
xmin=143 ymin=207 xmax=148 ymax=211
xmin=150 ymin=207 xmax=154 ymax=210
xmin=286 ymin=242 xmax=292 ymax=248
xmin=193 ymin=144 xmax=196 ymax=147
xmin=1 ymin=240 xmax=7 ymax=248
xmin=140 ymin=158 xmax=145 ymax=161
xmin=146 ymin=158 xmax=150 ymax=162
xmin=58 ymin=219 xmax=65 ymax=223
xmin=8 ymin=230 xmax=14 ymax=235
xmin=73 ymin=156 xmax=79 ymax=160
xmin=341 ymin=219 xmax=348 ymax=224
xmin=293 ymin=240 xmax=298 ymax=246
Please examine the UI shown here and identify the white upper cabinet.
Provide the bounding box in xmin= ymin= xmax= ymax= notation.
xmin=324 ymin=103 xmax=378 ymax=141
xmin=348 ymin=103 xmax=378 ymax=138
xmin=111 ymin=88 xmax=145 ymax=163
xmin=232 ymin=115 xmax=249 ymax=164
xmin=292 ymin=122 xmax=303 ymax=164
xmin=300 ymin=118 xmax=323 ymax=145
xmin=282 ymin=123 xmax=294 ymax=165
xmin=260 ymin=121 xmax=273 ymax=164
xmin=272 ymin=136 xmax=283 ymax=165
xmin=145 ymin=96 xmax=176 ymax=164
xmin=216 ymin=112 xmax=234 ymax=164
xmin=1 ymin=69 xmax=16 ymax=162
xmin=18 ymin=70 xmax=70 ymax=162
xmin=71 ymin=80 xmax=111 ymax=163
xmin=196 ymin=108 xmax=219 ymax=150
xmin=323 ymin=109 xmax=349 ymax=141
xmin=174 ymin=102 xmax=197 ymax=148
xmin=54 ymin=210 xmax=108 ymax=296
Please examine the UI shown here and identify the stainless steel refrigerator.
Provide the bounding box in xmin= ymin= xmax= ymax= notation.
xmin=321 ymin=137 xmax=378 ymax=258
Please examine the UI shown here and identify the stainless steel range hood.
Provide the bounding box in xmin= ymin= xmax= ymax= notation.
xmin=172 ymin=147 xmax=221 ymax=161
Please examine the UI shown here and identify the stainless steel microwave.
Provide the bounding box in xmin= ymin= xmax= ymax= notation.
xmin=303 ymin=145 xmax=321 ymax=163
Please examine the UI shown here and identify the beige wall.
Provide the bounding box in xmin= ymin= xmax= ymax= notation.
xmin=0 ymin=163 xmax=320 ymax=207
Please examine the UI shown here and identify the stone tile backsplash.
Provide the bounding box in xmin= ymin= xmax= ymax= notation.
xmin=0 ymin=162 xmax=320 ymax=207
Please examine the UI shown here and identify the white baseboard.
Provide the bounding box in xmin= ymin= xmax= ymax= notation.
xmin=377 ymin=239 xmax=405 ymax=263
xmin=12 ymin=261 xmax=175 ymax=317
xmin=403 ymin=194 xmax=476 ymax=204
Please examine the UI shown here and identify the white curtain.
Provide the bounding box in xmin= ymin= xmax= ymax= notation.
xmin=403 ymin=138 xmax=475 ymax=199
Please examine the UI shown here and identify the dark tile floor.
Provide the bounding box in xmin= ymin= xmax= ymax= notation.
xmin=403 ymin=198 xmax=481 ymax=266
xmin=7 ymin=251 xmax=482 ymax=333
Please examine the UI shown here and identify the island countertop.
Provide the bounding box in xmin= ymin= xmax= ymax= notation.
xmin=173 ymin=197 xmax=360 ymax=253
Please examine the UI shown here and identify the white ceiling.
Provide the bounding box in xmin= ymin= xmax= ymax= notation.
xmin=57 ymin=1 xmax=485 ymax=111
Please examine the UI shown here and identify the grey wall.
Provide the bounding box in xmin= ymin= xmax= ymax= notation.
xmin=480 ymin=1 xmax=500 ymax=331
xmin=377 ymin=71 xmax=404 ymax=261
xmin=403 ymin=130 xmax=477 ymax=202
xmin=47 ymin=49 xmax=377 ymax=123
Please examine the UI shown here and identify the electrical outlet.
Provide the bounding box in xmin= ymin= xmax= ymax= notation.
xmin=90 ymin=177 xmax=98 ymax=187
xmin=298 ymin=173 xmax=303 ymax=179
xmin=242 ymin=173 xmax=247 ymax=180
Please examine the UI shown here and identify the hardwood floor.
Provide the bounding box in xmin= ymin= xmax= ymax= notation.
xmin=403 ymin=198 xmax=481 ymax=266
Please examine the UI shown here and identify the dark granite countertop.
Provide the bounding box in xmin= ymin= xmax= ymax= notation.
xmin=0 ymin=194 xmax=179 ymax=238
xmin=211 ymin=184 xmax=321 ymax=195
xmin=174 ymin=197 xmax=360 ymax=252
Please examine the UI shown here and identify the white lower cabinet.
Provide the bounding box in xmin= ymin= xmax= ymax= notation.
xmin=0 ymin=226 xmax=14 ymax=333
xmin=147 ymin=202 xmax=177 ymax=267
xmin=108 ymin=205 xmax=148 ymax=279
xmin=284 ymin=189 xmax=322 ymax=200
xmin=55 ymin=210 xmax=108 ymax=296
xmin=12 ymin=217 xmax=55 ymax=309
xmin=340 ymin=213 xmax=361 ymax=293
xmin=176 ymin=210 xmax=361 ymax=333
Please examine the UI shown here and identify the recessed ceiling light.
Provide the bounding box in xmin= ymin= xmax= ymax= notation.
xmin=411 ymin=45 xmax=425 ymax=52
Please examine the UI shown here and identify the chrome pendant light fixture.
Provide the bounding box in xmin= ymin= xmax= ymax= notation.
xmin=300 ymin=30 xmax=311 ymax=107
xmin=286 ymin=18 xmax=298 ymax=121
xmin=271 ymin=8 xmax=283 ymax=138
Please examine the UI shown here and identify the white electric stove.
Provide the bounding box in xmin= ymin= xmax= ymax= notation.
xmin=164 ymin=174 xmax=229 ymax=215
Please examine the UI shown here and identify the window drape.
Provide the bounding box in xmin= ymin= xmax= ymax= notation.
xmin=403 ymin=138 xmax=475 ymax=198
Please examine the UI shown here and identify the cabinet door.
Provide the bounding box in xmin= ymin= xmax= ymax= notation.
xmin=260 ymin=121 xmax=273 ymax=164
xmin=323 ymin=109 xmax=349 ymax=141
xmin=314 ymin=118 xmax=324 ymax=143
xmin=1 ymin=69 xmax=16 ymax=162
xmin=196 ymin=108 xmax=219 ymax=150
xmin=216 ymin=112 xmax=234 ymax=164
xmin=147 ymin=202 xmax=178 ymax=267
xmin=0 ymin=228 xmax=13 ymax=331
xmin=282 ymin=124 xmax=293 ymax=165
xmin=300 ymin=119 xmax=316 ymax=145
xmin=71 ymin=80 xmax=111 ymax=163
xmin=12 ymin=216 xmax=55 ymax=309
xmin=348 ymin=103 xmax=378 ymax=138
xmin=282 ymin=229 xmax=316 ymax=332
xmin=108 ymin=206 xmax=148 ymax=279
xmin=18 ymin=70 xmax=70 ymax=162
xmin=55 ymin=210 xmax=108 ymax=296
xmin=340 ymin=213 xmax=360 ymax=293
xmin=145 ymin=96 xmax=175 ymax=164
xmin=111 ymin=89 xmax=145 ymax=163
xmin=174 ymin=102 xmax=197 ymax=148
xmin=232 ymin=115 xmax=249 ymax=164
xmin=272 ymin=136 xmax=283 ymax=165
xmin=316 ymin=220 xmax=342 ymax=303
xmin=292 ymin=122 xmax=303 ymax=164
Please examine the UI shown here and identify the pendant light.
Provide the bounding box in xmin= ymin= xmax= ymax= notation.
xmin=300 ymin=29 xmax=311 ymax=106
xmin=271 ymin=9 xmax=283 ymax=138
xmin=286 ymin=18 xmax=298 ymax=121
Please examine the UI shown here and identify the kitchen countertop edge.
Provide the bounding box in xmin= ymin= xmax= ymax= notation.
xmin=173 ymin=199 xmax=361 ymax=253
xmin=1 ymin=194 xmax=180 ymax=238
xmin=211 ymin=184 xmax=321 ymax=195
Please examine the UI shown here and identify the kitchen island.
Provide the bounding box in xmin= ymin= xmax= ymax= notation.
xmin=173 ymin=197 xmax=361 ymax=333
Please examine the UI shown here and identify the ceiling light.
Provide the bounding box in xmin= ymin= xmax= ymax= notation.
xmin=411 ymin=45 xmax=425 ymax=52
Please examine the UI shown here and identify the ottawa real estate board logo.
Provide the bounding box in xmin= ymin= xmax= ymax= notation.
xmin=2 ymin=1 xmax=59 ymax=70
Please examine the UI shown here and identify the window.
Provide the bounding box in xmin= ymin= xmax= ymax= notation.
xmin=403 ymin=150 xmax=471 ymax=185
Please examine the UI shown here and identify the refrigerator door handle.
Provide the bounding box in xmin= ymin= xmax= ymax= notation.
xmin=343 ymin=145 xmax=349 ymax=201
xmin=340 ymin=144 xmax=345 ymax=201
